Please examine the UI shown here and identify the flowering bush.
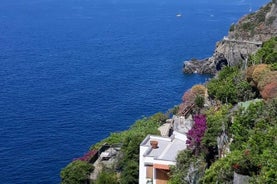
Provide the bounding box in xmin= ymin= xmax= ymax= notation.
xmin=182 ymin=89 xmax=194 ymax=105
xmin=186 ymin=114 xmax=207 ymax=154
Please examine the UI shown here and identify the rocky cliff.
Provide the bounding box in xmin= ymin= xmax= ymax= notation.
xmin=183 ymin=0 xmax=277 ymax=74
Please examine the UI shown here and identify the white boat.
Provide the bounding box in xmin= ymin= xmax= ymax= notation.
xmin=176 ymin=13 xmax=182 ymax=17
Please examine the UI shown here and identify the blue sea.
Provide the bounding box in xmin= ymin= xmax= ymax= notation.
xmin=0 ymin=0 xmax=269 ymax=183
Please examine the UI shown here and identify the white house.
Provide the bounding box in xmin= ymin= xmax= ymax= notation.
xmin=139 ymin=116 xmax=193 ymax=184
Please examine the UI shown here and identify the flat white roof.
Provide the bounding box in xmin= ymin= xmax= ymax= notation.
xmin=141 ymin=134 xmax=187 ymax=162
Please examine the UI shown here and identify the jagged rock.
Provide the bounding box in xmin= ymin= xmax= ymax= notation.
xmin=183 ymin=1 xmax=277 ymax=74
xmin=183 ymin=58 xmax=216 ymax=74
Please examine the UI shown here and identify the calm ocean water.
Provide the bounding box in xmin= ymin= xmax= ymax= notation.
xmin=0 ymin=0 xmax=269 ymax=183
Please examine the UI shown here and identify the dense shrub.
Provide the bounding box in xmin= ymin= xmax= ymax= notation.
xmin=251 ymin=64 xmax=270 ymax=84
xmin=186 ymin=115 xmax=207 ymax=154
xmin=202 ymin=104 xmax=231 ymax=148
xmin=169 ymin=150 xmax=197 ymax=184
xmin=207 ymin=67 xmax=256 ymax=104
xmin=245 ymin=64 xmax=277 ymax=100
xmin=250 ymin=37 xmax=277 ymax=65
xmin=191 ymin=85 xmax=206 ymax=97
xmin=257 ymin=71 xmax=277 ymax=90
xmin=117 ymin=117 xmax=160 ymax=184
xmin=94 ymin=170 xmax=119 ymax=184
xmin=261 ymin=82 xmax=277 ymax=99
xmin=60 ymin=160 xmax=94 ymax=184
xmin=179 ymin=85 xmax=207 ymax=113
xmin=246 ymin=65 xmax=257 ymax=82
xmin=201 ymin=99 xmax=277 ymax=183
xmin=182 ymin=89 xmax=194 ymax=106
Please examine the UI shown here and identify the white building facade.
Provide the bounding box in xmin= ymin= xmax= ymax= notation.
xmin=139 ymin=116 xmax=193 ymax=184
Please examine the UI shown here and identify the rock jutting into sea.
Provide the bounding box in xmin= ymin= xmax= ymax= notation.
xmin=183 ymin=1 xmax=277 ymax=74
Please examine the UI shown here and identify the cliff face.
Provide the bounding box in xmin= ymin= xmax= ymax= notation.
xmin=183 ymin=1 xmax=277 ymax=74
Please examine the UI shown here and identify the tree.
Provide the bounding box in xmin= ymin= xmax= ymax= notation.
xmin=208 ymin=66 xmax=258 ymax=103
xmin=250 ymin=37 xmax=277 ymax=64
xmin=94 ymin=170 xmax=119 ymax=184
xmin=60 ymin=160 xmax=94 ymax=184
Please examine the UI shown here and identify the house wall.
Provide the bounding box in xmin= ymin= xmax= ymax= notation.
xmin=139 ymin=145 xmax=148 ymax=184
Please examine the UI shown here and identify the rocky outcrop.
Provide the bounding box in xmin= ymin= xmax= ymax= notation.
xmin=183 ymin=58 xmax=215 ymax=74
xmin=183 ymin=1 xmax=277 ymax=74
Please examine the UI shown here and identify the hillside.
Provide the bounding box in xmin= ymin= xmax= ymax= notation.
xmin=183 ymin=0 xmax=277 ymax=74
xmin=60 ymin=1 xmax=277 ymax=184
xmin=170 ymin=35 xmax=277 ymax=183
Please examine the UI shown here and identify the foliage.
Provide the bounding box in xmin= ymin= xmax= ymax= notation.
xmin=168 ymin=105 xmax=179 ymax=115
xmin=202 ymin=104 xmax=231 ymax=148
xmin=200 ymin=151 xmax=240 ymax=184
xmin=251 ymin=64 xmax=270 ymax=84
xmin=245 ymin=63 xmax=277 ymax=100
xmin=180 ymin=84 xmax=207 ymax=113
xmin=91 ymin=113 xmax=162 ymax=150
xmin=246 ymin=65 xmax=257 ymax=82
xmin=261 ymin=82 xmax=277 ymax=99
xmin=250 ymin=37 xmax=277 ymax=65
xmin=191 ymin=84 xmax=206 ymax=97
xmin=120 ymin=160 xmax=139 ymax=184
xmin=91 ymin=132 xmax=126 ymax=150
xmin=118 ymin=117 xmax=160 ymax=184
xmin=82 ymin=113 xmax=161 ymax=184
xmin=257 ymin=71 xmax=277 ymax=91
xmin=186 ymin=115 xmax=207 ymax=154
xmin=149 ymin=112 xmax=168 ymax=124
xmin=235 ymin=2 xmax=274 ymax=38
xmin=169 ymin=150 xmax=196 ymax=184
xmin=201 ymin=99 xmax=277 ymax=183
xmin=182 ymin=89 xmax=195 ymax=105
xmin=169 ymin=149 xmax=206 ymax=184
xmin=194 ymin=94 xmax=205 ymax=110
xmin=270 ymin=62 xmax=277 ymax=70
xmin=231 ymin=149 xmax=260 ymax=176
xmin=207 ymin=66 xmax=256 ymax=104
xmin=94 ymin=170 xmax=119 ymax=184
xmin=230 ymin=100 xmax=265 ymax=150
xmin=60 ymin=160 xmax=94 ymax=184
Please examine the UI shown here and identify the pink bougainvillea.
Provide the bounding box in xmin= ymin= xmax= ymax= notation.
xmin=186 ymin=114 xmax=207 ymax=150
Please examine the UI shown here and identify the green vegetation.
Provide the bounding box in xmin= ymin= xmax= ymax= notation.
xmin=61 ymin=6 xmax=277 ymax=182
xmin=117 ymin=116 xmax=162 ymax=184
xmin=170 ymin=35 xmax=277 ymax=183
xmin=207 ymin=66 xmax=256 ymax=104
xmin=201 ymin=100 xmax=277 ymax=183
xmin=61 ymin=112 xmax=164 ymax=184
xmin=250 ymin=37 xmax=277 ymax=65
xmin=91 ymin=112 xmax=166 ymax=150
xmin=93 ymin=170 xmax=119 ymax=184
xmin=60 ymin=160 xmax=94 ymax=184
